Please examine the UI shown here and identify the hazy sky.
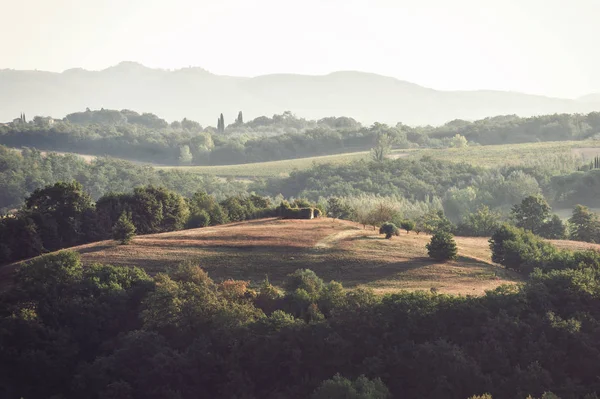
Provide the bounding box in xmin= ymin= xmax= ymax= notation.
xmin=1 ymin=0 xmax=599 ymax=98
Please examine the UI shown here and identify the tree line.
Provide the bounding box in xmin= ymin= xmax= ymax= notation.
xmin=256 ymin=155 xmax=600 ymax=222
xmin=0 ymin=145 xmax=248 ymax=213
xmin=0 ymin=181 xmax=306 ymax=265
xmin=3 ymin=108 xmax=600 ymax=166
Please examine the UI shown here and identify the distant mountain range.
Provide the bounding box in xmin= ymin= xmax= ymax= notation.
xmin=1 ymin=61 xmax=599 ymax=126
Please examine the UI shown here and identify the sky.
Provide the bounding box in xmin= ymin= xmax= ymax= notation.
xmin=1 ymin=0 xmax=599 ymax=98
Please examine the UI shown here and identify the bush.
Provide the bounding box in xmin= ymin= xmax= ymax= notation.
xmin=112 ymin=212 xmax=136 ymax=244
xmin=379 ymin=223 xmax=400 ymax=239
xmin=489 ymin=224 xmax=560 ymax=273
xmin=426 ymin=231 xmax=458 ymax=261
xmin=186 ymin=210 xmax=211 ymax=228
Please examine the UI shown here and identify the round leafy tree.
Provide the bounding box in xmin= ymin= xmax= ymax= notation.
xmin=112 ymin=212 xmax=136 ymax=245
xmin=426 ymin=230 xmax=458 ymax=261
xmin=379 ymin=222 xmax=400 ymax=239
xmin=400 ymin=220 xmax=415 ymax=234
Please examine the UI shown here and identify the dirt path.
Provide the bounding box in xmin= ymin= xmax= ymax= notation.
xmin=313 ymin=228 xmax=363 ymax=249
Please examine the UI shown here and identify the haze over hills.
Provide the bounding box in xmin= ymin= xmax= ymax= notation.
xmin=1 ymin=61 xmax=600 ymax=126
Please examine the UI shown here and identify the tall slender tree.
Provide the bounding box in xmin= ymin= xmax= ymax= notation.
xmin=217 ymin=113 xmax=225 ymax=133
xmin=236 ymin=111 xmax=243 ymax=124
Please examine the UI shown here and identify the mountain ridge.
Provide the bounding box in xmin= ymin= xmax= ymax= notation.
xmin=1 ymin=62 xmax=599 ymax=126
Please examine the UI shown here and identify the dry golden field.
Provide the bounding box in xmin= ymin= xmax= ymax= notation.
xmin=4 ymin=218 xmax=532 ymax=296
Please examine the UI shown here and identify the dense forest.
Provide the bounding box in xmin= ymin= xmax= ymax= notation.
xmin=0 ymin=145 xmax=247 ymax=213
xmin=255 ymin=155 xmax=600 ymax=221
xmin=3 ymin=241 xmax=600 ymax=398
xmin=3 ymin=108 xmax=600 ymax=165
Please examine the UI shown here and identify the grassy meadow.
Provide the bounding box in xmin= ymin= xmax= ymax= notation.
xmin=155 ymin=139 xmax=600 ymax=178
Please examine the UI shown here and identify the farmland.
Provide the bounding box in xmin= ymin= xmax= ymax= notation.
xmin=155 ymin=140 xmax=600 ymax=178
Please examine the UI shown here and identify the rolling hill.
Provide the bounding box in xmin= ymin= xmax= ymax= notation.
xmin=2 ymin=62 xmax=599 ymax=126
xmin=4 ymin=218 xmax=522 ymax=296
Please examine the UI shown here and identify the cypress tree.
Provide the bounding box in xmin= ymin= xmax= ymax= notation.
xmin=236 ymin=111 xmax=243 ymax=124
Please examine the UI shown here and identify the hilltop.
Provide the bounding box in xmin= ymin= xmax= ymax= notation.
xmin=2 ymin=62 xmax=600 ymax=126
xmin=6 ymin=217 xmax=523 ymax=295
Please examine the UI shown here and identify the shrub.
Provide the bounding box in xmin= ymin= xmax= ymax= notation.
xmin=426 ymin=230 xmax=458 ymax=261
xmin=489 ymin=224 xmax=560 ymax=273
xmin=112 ymin=212 xmax=136 ymax=244
xmin=379 ymin=223 xmax=400 ymax=239
xmin=186 ymin=210 xmax=210 ymax=228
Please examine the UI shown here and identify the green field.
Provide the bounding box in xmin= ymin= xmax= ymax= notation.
xmin=156 ymin=150 xmax=379 ymax=177
xmin=156 ymin=140 xmax=600 ymax=178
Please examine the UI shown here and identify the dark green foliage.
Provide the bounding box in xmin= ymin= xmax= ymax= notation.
xmin=187 ymin=191 xmax=230 ymax=226
xmin=112 ymin=212 xmax=136 ymax=244
xmin=0 ymin=182 xmax=272 ymax=265
xmin=312 ymin=374 xmax=391 ymax=399
xmin=379 ymin=222 xmax=400 ymax=239
xmin=569 ymin=205 xmax=600 ymax=243
xmin=220 ymin=197 xmax=247 ymax=222
xmin=5 ymin=252 xmax=600 ymax=398
xmin=186 ymin=209 xmax=210 ymax=228
xmin=23 ymin=181 xmax=94 ymax=251
xmin=129 ymin=186 xmax=189 ymax=234
xmin=487 ymin=224 xmax=600 ymax=274
xmin=489 ymin=224 xmax=555 ymax=273
xmin=400 ymin=219 xmax=415 ymax=234
xmin=426 ymin=230 xmax=458 ymax=261
xmin=489 ymin=224 xmax=520 ymax=265
xmin=542 ymin=215 xmax=567 ymax=239
xmin=0 ymin=216 xmax=43 ymax=263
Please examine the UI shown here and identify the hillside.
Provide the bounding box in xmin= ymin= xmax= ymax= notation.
xmin=6 ymin=217 xmax=522 ymax=295
xmin=2 ymin=62 xmax=600 ymax=126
